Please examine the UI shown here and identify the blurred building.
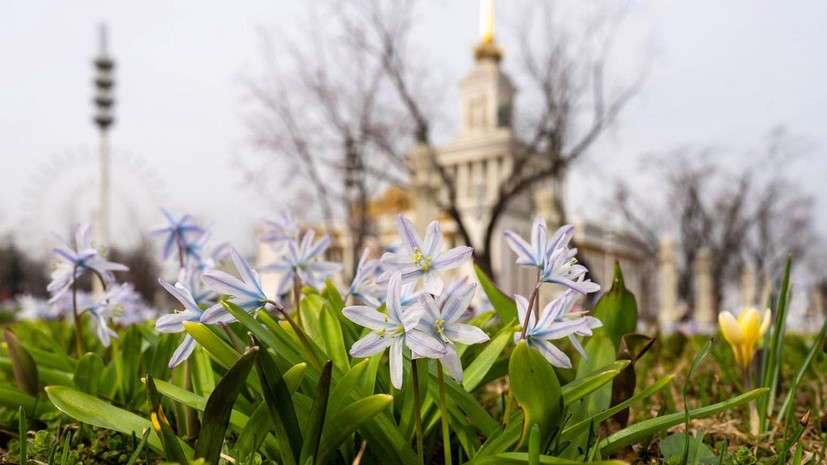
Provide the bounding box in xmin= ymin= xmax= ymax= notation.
xmin=257 ymin=0 xmax=657 ymax=319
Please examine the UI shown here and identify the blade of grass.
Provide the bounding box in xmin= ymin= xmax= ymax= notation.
xmin=195 ymin=346 xmax=259 ymax=464
xmin=598 ymin=388 xmax=768 ymax=456
xmin=300 ymin=360 xmax=333 ymax=465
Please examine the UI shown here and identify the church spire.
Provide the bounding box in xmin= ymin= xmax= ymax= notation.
xmin=474 ymin=0 xmax=502 ymax=62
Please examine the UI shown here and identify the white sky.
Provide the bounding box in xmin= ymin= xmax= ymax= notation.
xmin=1 ymin=0 xmax=825 ymax=258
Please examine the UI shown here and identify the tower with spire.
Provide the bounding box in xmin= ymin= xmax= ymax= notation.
xmin=410 ymin=0 xmax=534 ymax=294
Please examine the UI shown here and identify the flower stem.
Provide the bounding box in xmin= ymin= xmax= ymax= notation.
xmin=266 ymin=299 xmax=321 ymax=370
xmin=176 ymin=231 xmax=185 ymax=270
xmin=437 ymin=360 xmax=453 ymax=465
xmin=411 ymin=360 xmax=425 ymax=465
xmin=218 ymin=322 xmax=242 ymax=353
xmin=533 ymin=269 xmax=541 ymax=320
xmin=71 ymin=269 xmax=84 ymax=356
xmin=519 ymin=282 xmax=542 ymax=340
xmin=293 ymin=275 xmax=303 ymax=327
xmin=503 ymin=383 xmax=515 ymax=426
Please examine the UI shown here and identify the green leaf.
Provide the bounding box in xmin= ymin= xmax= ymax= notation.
xmin=183 ymin=321 xmax=264 ymax=393
xmin=189 ymin=345 xmax=216 ymax=398
xmin=476 ymin=414 xmax=524 ymax=458
xmin=4 ymin=328 xmax=38 ymax=395
xmin=561 ymin=375 xmax=675 ymax=441
xmin=562 ymin=360 xmax=629 ymax=406
xmin=475 ymin=263 xmax=518 ymax=323
xmin=125 ymin=429 xmax=151 ymax=465
xmin=73 ymin=352 xmax=103 ymax=396
xmin=776 ymin=317 xmax=827 ymax=425
xmin=591 ymin=263 xmax=638 ymax=349
xmin=18 ymin=406 xmax=27 ymax=465
xmin=45 ymin=385 xmax=191 ymax=456
xmin=195 ymin=346 xmax=259 ymax=464
xmin=0 ymin=386 xmax=54 ymax=418
xmin=598 ymin=388 xmax=768 ymax=456
xmin=145 ymin=374 xmax=190 ymax=464
xmin=509 ymin=340 xmax=563 ymax=451
xmin=576 ymin=334 xmax=617 ymax=414
xmin=318 ymin=300 xmax=350 ymax=371
xmin=329 ymin=359 xmax=370 ymax=414
xmin=660 ymin=433 xmax=718 ymax=465
xmin=317 ymin=394 xmax=393 ymax=464
xmin=300 ymin=360 xmax=333 ymax=465
xmin=468 ymin=452 xmax=625 ymax=464
xmin=145 ymin=378 xmax=252 ymax=429
xmin=464 ymin=323 xmax=516 ymax=392
xmin=256 ymin=339 xmax=303 ymax=465
xmin=761 ymin=255 xmax=792 ymax=428
xmin=528 ymin=424 xmax=540 ymax=465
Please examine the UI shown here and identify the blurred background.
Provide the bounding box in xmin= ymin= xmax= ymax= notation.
xmin=0 ymin=0 xmax=825 ymax=329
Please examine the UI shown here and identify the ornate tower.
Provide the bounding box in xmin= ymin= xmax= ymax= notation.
xmin=410 ymin=0 xmax=534 ymax=295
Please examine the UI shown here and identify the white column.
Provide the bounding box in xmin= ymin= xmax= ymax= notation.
xmin=658 ymin=236 xmax=678 ymax=333
xmin=694 ymin=246 xmax=714 ymax=331
xmin=741 ymin=265 xmax=756 ymax=307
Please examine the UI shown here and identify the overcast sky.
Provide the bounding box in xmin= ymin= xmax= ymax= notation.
xmin=1 ymin=0 xmax=825 ymax=258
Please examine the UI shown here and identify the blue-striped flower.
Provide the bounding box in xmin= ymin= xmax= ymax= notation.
xmin=514 ymin=290 xmax=601 ymax=368
xmin=263 ymin=230 xmax=342 ymax=295
xmin=260 ymin=211 xmax=301 ymax=248
xmin=378 ymin=214 xmax=473 ymax=296
xmin=343 ymin=271 xmax=446 ymax=389
xmin=156 ymin=278 xmax=204 ymax=367
xmin=348 ymin=248 xmax=383 ymax=307
xmin=86 ymin=284 xmax=135 ymax=348
xmin=201 ymin=247 xmax=272 ymax=324
xmin=416 ymin=281 xmax=489 ymax=382
xmin=47 ymin=223 xmax=128 ymax=303
xmin=540 ymin=247 xmax=600 ymax=294
xmin=148 ymin=208 xmax=205 ymax=264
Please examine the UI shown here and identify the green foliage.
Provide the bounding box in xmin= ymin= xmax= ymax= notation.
xmin=591 ymin=264 xmax=638 ymax=349
xmin=509 ymin=341 xmax=563 ymax=451
xmin=3 ymin=255 xmax=823 ymax=464
xmin=475 ymin=263 xmax=518 ymax=323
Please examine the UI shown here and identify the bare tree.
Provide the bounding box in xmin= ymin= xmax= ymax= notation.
xmin=243 ymin=1 xmax=418 ymax=275
xmin=244 ymin=0 xmax=646 ymax=278
xmin=613 ymin=128 xmax=822 ymax=312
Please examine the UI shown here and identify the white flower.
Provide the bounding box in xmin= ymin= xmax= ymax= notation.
xmin=514 ymin=290 xmax=601 ymax=368
xmin=377 ymin=214 xmax=472 ymax=296
xmin=343 ymin=271 xmax=446 ymax=389
xmin=415 ymin=281 xmax=489 ymax=382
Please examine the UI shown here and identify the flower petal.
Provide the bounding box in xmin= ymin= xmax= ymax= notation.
xmin=350 ymin=332 xmax=393 ymax=358
xmin=397 ymin=214 xmax=424 ymax=256
xmin=533 ymin=339 xmax=572 ymax=368
xmin=718 ymin=311 xmax=744 ymax=345
xmin=504 ymin=230 xmax=536 ymax=266
xmin=422 ymin=271 xmax=444 ymax=296
xmin=406 ymin=329 xmax=446 ymax=359
xmin=343 ymin=306 xmax=394 ymax=331
xmin=422 ymin=221 xmax=444 ymax=258
xmin=390 ymin=337 xmax=405 ymax=389
xmin=200 ymin=303 xmax=238 ymax=325
xmin=431 ymin=246 xmax=473 ymax=271
xmin=202 ymin=269 xmax=257 ymax=299
xmin=156 ymin=311 xmax=198 ymax=333
xmin=440 ymin=345 xmax=464 ymax=382
xmin=444 ymin=323 xmax=489 ymax=345
xmin=442 ymin=282 xmax=476 ymax=323
xmin=169 ymin=335 xmax=197 ymax=368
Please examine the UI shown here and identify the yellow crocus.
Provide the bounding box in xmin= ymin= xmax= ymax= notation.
xmin=718 ymin=307 xmax=772 ymax=369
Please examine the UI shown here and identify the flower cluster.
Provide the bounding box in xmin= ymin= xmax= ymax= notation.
xmin=154 ymin=209 xmax=337 ymax=368
xmin=344 ymin=214 xmax=487 ymax=388
xmin=45 ymin=223 xmax=152 ymax=348
xmin=505 ymin=216 xmax=602 ymax=368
